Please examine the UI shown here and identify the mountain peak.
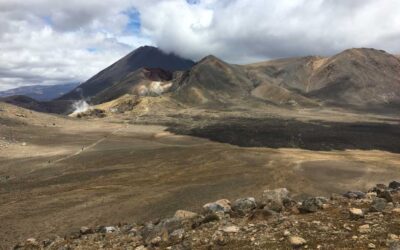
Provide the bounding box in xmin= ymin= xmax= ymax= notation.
xmin=59 ymin=46 xmax=195 ymax=100
xmin=197 ymin=55 xmax=226 ymax=65
xmin=337 ymin=47 xmax=389 ymax=57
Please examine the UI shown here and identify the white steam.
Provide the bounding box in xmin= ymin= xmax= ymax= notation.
xmin=70 ymin=100 xmax=91 ymax=115
xmin=137 ymin=81 xmax=173 ymax=96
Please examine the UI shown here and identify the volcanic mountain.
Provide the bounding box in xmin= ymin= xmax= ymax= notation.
xmin=91 ymin=67 xmax=173 ymax=105
xmin=59 ymin=46 xmax=195 ymax=101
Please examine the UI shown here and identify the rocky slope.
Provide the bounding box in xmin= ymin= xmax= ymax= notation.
xmin=14 ymin=181 xmax=400 ymax=250
xmin=245 ymin=48 xmax=400 ymax=110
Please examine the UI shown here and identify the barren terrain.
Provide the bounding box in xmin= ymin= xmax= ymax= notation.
xmin=1 ymin=101 xmax=400 ymax=248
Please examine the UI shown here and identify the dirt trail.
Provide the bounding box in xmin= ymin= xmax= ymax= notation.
xmin=52 ymin=124 xmax=128 ymax=164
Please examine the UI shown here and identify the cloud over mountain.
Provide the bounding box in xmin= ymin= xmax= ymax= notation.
xmin=0 ymin=0 xmax=399 ymax=90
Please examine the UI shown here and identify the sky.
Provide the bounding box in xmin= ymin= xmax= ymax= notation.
xmin=0 ymin=0 xmax=399 ymax=91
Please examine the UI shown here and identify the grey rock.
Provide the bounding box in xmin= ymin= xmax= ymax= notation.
xmin=370 ymin=184 xmax=388 ymax=195
xmin=299 ymin=197 xmax=328 ymax=213
xmin=369 ymin=198 xmax=387 ymax=212
xmin=142 ymin=217 xmax=183 ymax=243
xmin=261 ymin=188 xmax=290 ymax=212
xmin=232 ymin=197 xmax=257 ymax=215
xmin=203 ymin=199 xmax=231 ymax=214
xmin=343 ymin=191 xmax=366 ymax=199
xmin=389 ymin=181 xmax=400 ymax=190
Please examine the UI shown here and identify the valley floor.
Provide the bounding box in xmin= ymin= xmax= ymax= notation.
xmin=0 ymin=104 xmax=400 ymax=248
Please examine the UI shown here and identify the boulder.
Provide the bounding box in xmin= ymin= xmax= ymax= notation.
xmin=232 ymin=197 xmax=257 ymax=215
xmin=299 ymin=197 xmax=328 ymax=213
xmin=369 ymin=198 xmax=387 ymax=212
xmin=261 ymin=188 xmax=290 ymax=212
xmin=203 ymin=199 xmax=231 ymax=214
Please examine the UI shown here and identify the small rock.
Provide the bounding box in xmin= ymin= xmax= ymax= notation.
xmin=349 ymin=208 xmax=364 ymax=219
xmin=388 ymin=234 xmax=399 ymax=240
xmin=366 ymin=192 xmax=378 ymax=199
xmin=150 ymin=236 xmax=162 ymax=246
xmin=101 ymin=226 xmax=117 ymax=233
xmin=232 ymin=197 xmax=257 ymax=215
xmin=368 ymin=243 xmax=376 ymax=249
xmin=212 ymin=231 xmax=227 ymax=246
xmin=169 ymin=229 xmax=185 ymax=244
xmin=370 ymin=198 xmax=387 ymax=212
xmin=379 ymin=190 xmax=394 ymax=202
xmin=358 ymin=224 xmax=371 ymax=234
xmin=26 ymin=238 xmax=39 ymax=245
xmin=249 ymin=208 xmax=278 ymax=220
xmin=390 ymin=242 xmax=400 ymax=250
xmin=392 ymin=208 xmax=400 ymax=215
xmin=289 ymin=236 xmax=307 ymax=247
xmin=80 ymin=226 xmax=93 ymax=235
xmin=283 ymin=230 xmax=291 ymax=237
xmin=221 ymin=225 xmax=239 ymax=233
xmin=135 ymin=246 xmax=148 ymax=250
xmin=203 ymin=199 xmax=231 ymax=213
xmin=344 ymin=191 xmax=366 ymax=199
xmin=389 ymin=181 xmax=400 ymax=190
xmin=174 ymin=210 xmax=198 ymax=220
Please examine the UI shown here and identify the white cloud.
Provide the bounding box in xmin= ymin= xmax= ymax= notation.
xmin=134 ymin=0 xmax=400 ymax=62
xmin=0 ymin=0 xmax=399 ymax=91
xmin=0 ymin=0 xmax=150 ymax=91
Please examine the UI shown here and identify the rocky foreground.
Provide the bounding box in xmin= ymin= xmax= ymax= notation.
xmin=14 ymin=181 xmax=400 ymax=250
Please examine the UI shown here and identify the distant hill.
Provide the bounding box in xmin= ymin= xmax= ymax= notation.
xmin=245 ymin=48 xmax=400 ymax=110
xmin=59 ymin=46 xmax=195 ymax=101
xmin=171 ymin=55 xmax=318 ymax=108
xmin=0 ymin=83 xmax=79 ymax=101
xmin=0 ymin=95 xmax=73 ymax=114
